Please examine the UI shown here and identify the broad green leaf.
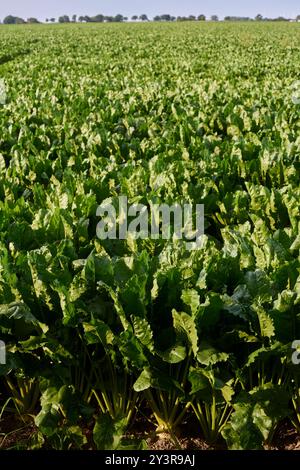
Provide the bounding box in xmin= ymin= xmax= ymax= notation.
xmin=93 ymin=413 xmax=127 ymax=450
xmin=172 ymin=309 xmax=198 ymax=356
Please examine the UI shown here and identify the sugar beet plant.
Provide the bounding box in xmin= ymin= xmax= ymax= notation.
xmin=0 ymin=21 xmax=300 ymax=450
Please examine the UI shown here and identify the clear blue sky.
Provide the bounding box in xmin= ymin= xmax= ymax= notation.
xmin=0 ymin=0 xmax=300 ymax=21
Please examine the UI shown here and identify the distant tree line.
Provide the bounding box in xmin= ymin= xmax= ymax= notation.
xmin=2 ymin=13 xmax=300 ymax=24
xmin=223 ymin=14 xmax=295 ymax=21
xmin=76 ymin=14 xmax=129 ymax=23
xmin=2 ymin=15 xmax=40 ymax=24
xmin=57 ymin=14 xmax=146 ymax=23
xmin=153 ymin=14 xmax=208 ymax=21
xmin=0 ymin=13 xmax=214 ymax=24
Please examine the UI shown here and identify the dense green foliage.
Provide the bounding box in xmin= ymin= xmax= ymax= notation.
xmin=0 ymin=22 xmax=299 ymax=450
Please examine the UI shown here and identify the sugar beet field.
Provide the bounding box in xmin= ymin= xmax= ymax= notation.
xmin=0 ymin=22 xmax=299 ymax=450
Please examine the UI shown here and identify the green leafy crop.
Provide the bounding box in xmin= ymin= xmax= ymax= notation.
xmin=0 ymin=21 xmax=299 ymax=450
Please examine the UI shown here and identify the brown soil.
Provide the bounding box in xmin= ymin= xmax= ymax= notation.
xmin=0 ymin=414 xmax=36 ymax=450
xmin=0 ymin=413 xmax=299 ymax=451
xmin=266 ymin=420 xmax=300 ymax=451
